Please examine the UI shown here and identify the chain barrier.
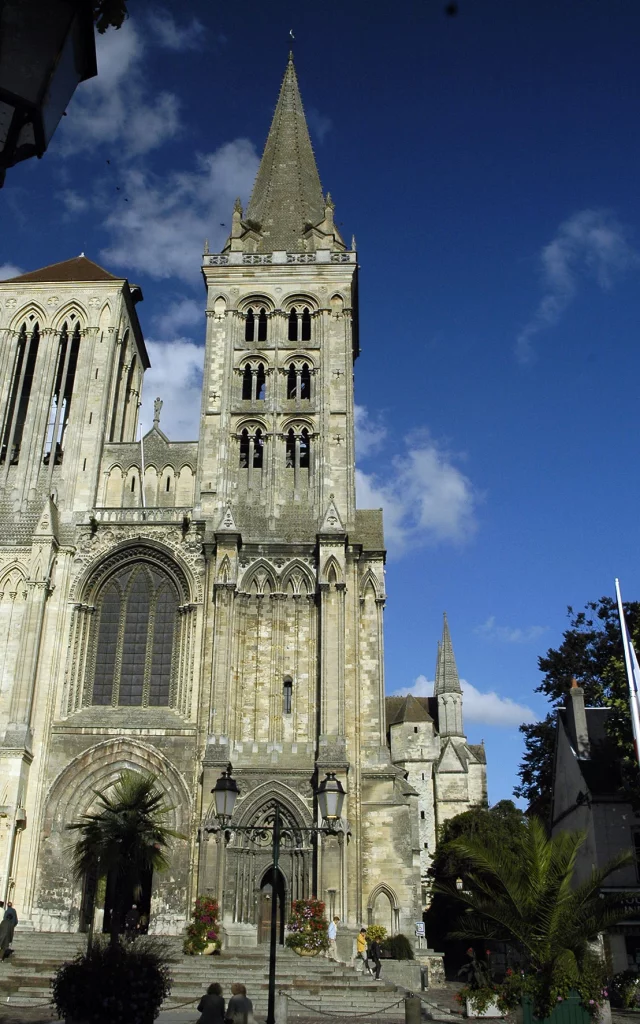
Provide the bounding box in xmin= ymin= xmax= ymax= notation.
xmin=285 ymin=992 xmax=405 ymax=1017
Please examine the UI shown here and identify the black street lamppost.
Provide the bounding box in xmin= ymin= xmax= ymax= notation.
xmin=0 ymin=0 xmax=97 ymax=186
xmin=210 ymin=765 xmax=347 ymax=1024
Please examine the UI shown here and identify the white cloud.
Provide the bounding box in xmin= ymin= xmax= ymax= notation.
xmin=60 ymin=190 xmax=89 ymax=214
xmin=0 ymin=264 xmax=23 ymax=280
xmin=356 ymin=433 xmax=477 ymax=556
xmin=56 ymin=19 xmax=180 ymax=159
xmin=516 ymin=209 xmax=638 ymax=364
xmin=154 ymin=298 xmax=203 ymax=336
xmin=141 ymin=339 xmax=204 ymax=440
xmin=355 ymin=404 xmax=387 ymax=458
xmin=100 ymin=139 xmax=259 ymax=281
xmin=394 ymin=675 xmax=537 ymax=728
xmin=147 ymin=10 xmax=205 ymax=50
xmin=307 ymin=107 xmax=333 ymax=144
xmin=474 ymin=616 xmax=547 ymax=645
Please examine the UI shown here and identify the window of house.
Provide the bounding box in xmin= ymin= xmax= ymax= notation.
xmin=287 ymin=364 xmax=297 ymax=399
xmin=288 ymin=308 xmax=298 ymax=342
xmin=256 ymin=363 xmax=266 ymax=400
xmin=299 ymin=428 xmax=310 ymax=468
xmin=92 ymin=564 xmax=178 ymax=707
xmin=300 ymin=363 xmax=311 ymax=400
xmin=239 ymin=428 xmax=250 ymax=468
xmin=301 ymin=307 xmax=311 ymax=341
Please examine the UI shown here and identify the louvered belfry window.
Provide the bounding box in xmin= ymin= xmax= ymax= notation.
xmin=92 ymin=564 xmax=178 ymax=707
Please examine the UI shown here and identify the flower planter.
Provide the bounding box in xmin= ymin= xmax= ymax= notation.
xmin=466 ymin=998 xmax=504 ymax=1018
xmin=293 ymin=948 xmax=321 ymax=957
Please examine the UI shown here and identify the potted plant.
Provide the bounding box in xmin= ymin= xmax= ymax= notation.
xmin=183 ymin=896 xmax=221 ymax=955
xmin=456 ymin=948 xmax=503 ymax=1018
xmin=52 ymin=937 xmax=172 ymax=1024
xmin=285 ymin=897 xmax=329 ymax=956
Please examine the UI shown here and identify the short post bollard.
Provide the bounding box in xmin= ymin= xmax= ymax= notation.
xmin=275 ymin=990 xmax=288 ymax=1024
xmin=405 ymin=992 xmax=422 ymax=1024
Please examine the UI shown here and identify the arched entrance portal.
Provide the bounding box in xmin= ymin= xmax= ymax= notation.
xmin=103 ymin=866 xmax=153 ymax=934
xmin=258 ymin=867 xmax=286 ymax=945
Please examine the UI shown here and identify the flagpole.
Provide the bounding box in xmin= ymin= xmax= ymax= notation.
xmin=615 ymin=577 xmax=640 ymax=761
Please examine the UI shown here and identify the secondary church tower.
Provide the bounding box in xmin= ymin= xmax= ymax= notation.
xmin=0 ymin=55 xmax=486 ymax=943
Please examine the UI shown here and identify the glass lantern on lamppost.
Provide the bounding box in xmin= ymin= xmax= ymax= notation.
xmin=0 ymin=0 xmax=97 ymax=186
xmin=209 ymin=765 xmax=347 ymax=1024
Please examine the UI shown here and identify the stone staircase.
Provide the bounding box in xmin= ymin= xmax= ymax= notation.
xmin=0 ymin=933 xmax=407 ymax=1019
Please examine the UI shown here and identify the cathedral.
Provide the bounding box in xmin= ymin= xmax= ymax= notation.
xmin=0 ymin=55 xmax=487 ymax=942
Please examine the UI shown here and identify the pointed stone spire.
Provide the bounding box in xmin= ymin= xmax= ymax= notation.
xmin=434 ymin=612 xmax=461 ymax=695
xmin=246 ymin=52 xmax=325 ymax=252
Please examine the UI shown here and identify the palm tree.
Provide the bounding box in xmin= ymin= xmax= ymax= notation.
xmin=440 ymin=816 xmax=635 ymax=1015
xmin=67 ymin=770 xmax=184 ymax=945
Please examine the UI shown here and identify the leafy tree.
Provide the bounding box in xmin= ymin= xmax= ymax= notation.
xmin=424 ymin=801 xmax=527 ymax=970
xmin=67 ymin=770 xmax=184 ymax=944
xmin=93 ymin=0 xmax=129 ymax=33
xmin=441 ymin=816 xmax=634 ymax=1017
xmin=515 ymin=596 xmax=640 ymax=820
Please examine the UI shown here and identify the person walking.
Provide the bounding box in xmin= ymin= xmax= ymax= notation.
xmin=327 ymin=915 xmax=340 ymax=961
xmin=124 ymin=904 xmax=140 ymax=941
xmin=226 ymin=983 xmax=253 ymax=1024
xmin=197 ymin=982 xmax=225 ymax=1024
xmin=367 ymin=935 xmax=382 ymax=980
xmin=356 ymin=927 xmax=367 ymax=972
xmin=0 ymin=902 xmax=18 ymax=960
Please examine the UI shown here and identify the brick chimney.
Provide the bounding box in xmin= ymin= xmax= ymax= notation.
xmin=566 ymin=677 xmax=590 ymax=758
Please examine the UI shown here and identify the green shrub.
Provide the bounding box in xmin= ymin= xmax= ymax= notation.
xmin=51 ymin=938 xmax=172 ymax=1024
xmin=609 ymin=970 xmax=639 ymax=1009
xmin=382 ymin=933 xmax=415 ymax=960
xmin=365 ymin=924 xmax=387 ymax=944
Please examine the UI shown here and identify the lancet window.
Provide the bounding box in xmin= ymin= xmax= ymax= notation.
xmin=241 ymin=362 xmax=266 ymax=401
xmin=288 ymin=306 xmax=312 ymax=342
xmin=286 ymin=362 xmax=312 ymax=401
xmin=1 ymin=320 xmax=41 ymax=469
xmin=285 ymin=427 xmax=311 ymax=479
xmin=43 ymin=320 xmax=81 ymax=467
xmin=91 ymin=563 xmax=178 ymax=707
xmin=245 ymin=306 xmax=268 ymax=343
xmin=239 ymin=426 xmax=265 ymax=480
xmin=283 ymin=676 xmax=293 ymax=715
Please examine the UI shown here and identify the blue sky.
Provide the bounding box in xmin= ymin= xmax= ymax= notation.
xmin=3 ymin=0 xmax=640 ymax=804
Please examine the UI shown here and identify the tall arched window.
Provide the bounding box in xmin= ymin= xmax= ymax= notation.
xmin=1 ymin=320 xmax=40 ymax=468
xmin=44 ymin=320 xmax=81 ymax=467
xmin=288 ymin=306 xmax=312 ymax=342
xmin=242 ymin=364 xmax=252 ymax=400
xmin=91 ymin=564 xmax=179 ymax=707
xmin=300 ymin=363 xmax=311 ymax=400
xmin=288 ymin=309 xmax=298 ymax=342
xmin=256 ymin=363 xmax=266 ymax=400
xmin=239 ymin=428 xmax=250 ymax=467
xmin=287 ymin=364 xmax=297 ymax=399
xmin=257 ymin=307 xmax=268 ymax=342
xmin=245 ymin=308 xmax=255 ymax=343
xmin=301 ymin=307 xmax=311 ymax=342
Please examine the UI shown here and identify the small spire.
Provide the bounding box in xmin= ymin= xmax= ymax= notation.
xmin=203 ymin=239 xmax=209 ymax=254
xmin=153 ymin=396 xmax=163 ymax=428
xmin=351 ymin=234 xmax=357 ymax=251
xmin=435 ymin=612 xmax=461 ymax=695
xmin=234 ymin=197 xmax=243 ymax=215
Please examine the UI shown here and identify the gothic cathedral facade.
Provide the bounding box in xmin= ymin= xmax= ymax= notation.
xmin=0 ymin=56 xmax=487 ymax=940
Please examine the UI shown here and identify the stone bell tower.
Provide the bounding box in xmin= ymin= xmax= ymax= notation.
xmin=197 ymin=54 xmax=422 ymax=944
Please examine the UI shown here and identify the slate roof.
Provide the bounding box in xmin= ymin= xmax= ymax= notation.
xmin=558 ymin=706 xmax=623 ymax=796
xmin=246 ymin=53 xmax=325 ymax=252
xmin=2 ymin=255 xmax=121 ymax=284
xmin=385 ymin=695 xmax=433 ymax=728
